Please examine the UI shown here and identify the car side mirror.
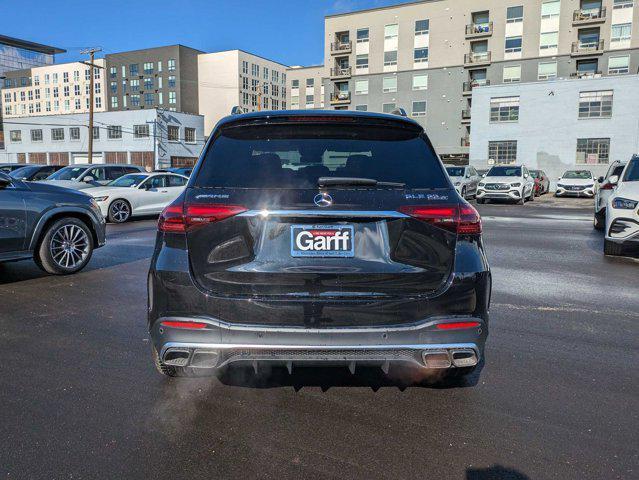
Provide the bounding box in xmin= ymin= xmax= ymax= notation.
xmin=609 ymin=175 xmax=619 ymax=185
xmin=597 ymin=176 xmax=604 ymax=183
xmin=83 ymin=175 xmax=94 ymax=183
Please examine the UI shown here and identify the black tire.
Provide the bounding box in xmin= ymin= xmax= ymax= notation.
xmin=107 ymin=199 xmax=131 ymax=223
xmin=604 ymin=239 xmax=624 ymax=256
xmin=517 ymin=196 xmax=525 ymax=205
xmin=593 ymin=210 xmax=605 ymax=231
xmin=35 ymin=217 xmax=94 ymax=275
xmin=477 ymin=198 xmax=485 ymax=204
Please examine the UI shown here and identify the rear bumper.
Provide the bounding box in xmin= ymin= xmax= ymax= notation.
xmin=150 ymin=315 xmax=487 ymax=370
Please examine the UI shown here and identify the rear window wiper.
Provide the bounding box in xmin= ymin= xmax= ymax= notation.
xmin=318 ymin=177 xmax=406 ymax=188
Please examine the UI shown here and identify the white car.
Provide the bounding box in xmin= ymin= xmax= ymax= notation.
xmin=89 ymin=172 xmax=189 ymax=223
xmin=476 ymin=165 xmax=535 ymax=205
xmin=555 ymin=170 xmax=595 ymax=198
xmin=594 ymin=160 xmax=627 ymax=230
xmin=43 ymin=164 xmax=145 ymax=190
xmin=604 ymin=155 xmax=639 ymax=256
xmin=445 ymin=165 xmax=481 ymax=199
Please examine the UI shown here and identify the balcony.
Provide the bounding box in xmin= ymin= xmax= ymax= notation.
xmin=330 ymin=41 xmax=352 ymax=55
xmin=461 ymin=109 xmax=472 ymax=122
xmin=571 ymin=40 xmax=605 ymax=56
xmin=461 ymin=135 xmax=471 ymax=147
xmin=464 ymin=51 xmax=492 ymax=67
xmin=330 ymin=66 xmax=352 ymax=80
xmin=330 ymin=91 xmax=351 ymax=105
xmin=465 ymin=22 xmax=493 ymax=38
xmin=570 ymin=70 xmax=602 ymax=79
xmin=463 ymin=79 xmax=490 ymax=95
xmin=573 ymin=8 xmax=606 ymax=25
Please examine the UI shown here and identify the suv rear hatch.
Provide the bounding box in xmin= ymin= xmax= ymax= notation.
xmin=163 ymin=114 xmax=479 ymax=304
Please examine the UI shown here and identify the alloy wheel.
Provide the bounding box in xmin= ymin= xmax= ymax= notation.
xmin=50 ymin=224 xmax=90 ymax=270
xmin=110 ymin=200 xmax=130 ymax=223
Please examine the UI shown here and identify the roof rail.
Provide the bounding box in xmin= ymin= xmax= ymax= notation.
xmin=389 ymin=107 xmax=408 ymax=117
xmin=230 ymin=106 xmax=246 ymax=115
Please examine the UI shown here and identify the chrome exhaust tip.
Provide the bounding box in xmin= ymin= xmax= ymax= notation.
xmin=451 ymin=349 xmax=478 ymax=368
xmin=190 ymin=350 xmax=220 ymax=368
xmin=422 ymin=351 xmax=452 ymax=369
xmin=163 ymin=349 xmax=190 ymax=367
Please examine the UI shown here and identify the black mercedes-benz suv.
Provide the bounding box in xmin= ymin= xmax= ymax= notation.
xmin=0 ymin=171 xmax=106 ymax=274
xmin=148 ymin=110 xmax=491 ymax=381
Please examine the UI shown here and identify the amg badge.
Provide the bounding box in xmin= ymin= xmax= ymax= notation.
xmin=290 ymin=225 xmax=354 ymax=257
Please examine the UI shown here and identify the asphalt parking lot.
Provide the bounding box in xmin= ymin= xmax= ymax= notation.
xmin=1 ymin=199 xmax=637 ymax=480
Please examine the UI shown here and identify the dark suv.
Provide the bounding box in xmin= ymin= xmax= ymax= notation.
xmin=148 ymin=111 xmax=491 ymax=381
xmin=0 ymin=172 xmax=106 ymax=274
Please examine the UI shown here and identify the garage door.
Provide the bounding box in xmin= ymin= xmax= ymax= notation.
xmin=130 ymin=152 xmax=155 ymax=171
xmin=171 ymin=156 xmax=197 ymax=168
xmin=72 ymin=153 xmax=104 ymax=164
xmin=49 ymin=153 xmax=70 ymax=166
xmin=28 ymin=153 xmax=47 ymax=164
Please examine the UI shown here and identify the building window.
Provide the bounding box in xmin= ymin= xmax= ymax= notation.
xmin=306 ymin=78 xmax=314 ymax=88
xmin=134 ymin=124 xmax=149 ymax=138
xmin=541 ymin=0 xmax=561 ymax=19
xmin=412 ymin=101 xmax=426 ymax=117
xmin=356 ymin=54 xmax=369 ymax=70
xmin=31 ymin=129 xmax=42 ymax=142
xmin=111 ymin=97 xmax=118 ymax=108
xmin=613 ymin=0 xmax=634 ymax=9
xmin=384 ymin=51 xmax=398 ymax=67
xmin=143 ymin=62 xmax=154 ymax=75
xmin=291 ymin=79 xmax=299 ymax=89
xmin=355 ymin=79 xmax=369 ymax=95
xmin=10 ymin=130 xmax=21 ymax=142
xmin=412 ymin=74 xmax=428 ymax=90
xmin=34 ymin=75 xmax=40 ymax=86
xmin=51 ymin=128 xmax=65 ymax=141
xmin=503 ymin=65 xmax=521 ymax=83
xmin=107 ymin=126 xmax=122 ymax=139
xmin=505 ymin=36 xmax=522 ymax=54
xmin=488 ymin=141 xmax=518 ymax=165
xmin=611 ymin=23 xmax=632 ymax=44
xmin=184 ymin=127 xmax=196 ymax=144
xmin=414 ymin=48 xmax=429 ymax=64
xmin=305 ymin=95 xmax=314 ymax=107
xmin=130 ymin=79 xmax=140 ymax=90
xmin=130 ymin=64 xmax=139 ymax=76
xmin=110 ymin=67 xmax=117 ymax=78
xmin=168 ymin=59 xmax=176 ymax=72
xmin=507 ymin=5 xmax=524 ymax=23
xmin=355 ymin=105 xmax=368 ymax=111
xmin=382 ymin=103 xmax=396 ymax=113
xmin=382 ymin=76 xmax=397 ymax=93
xmin=144 ymin=77 xmax=154 ymax=89
xmin=168 ymin=75 xmax=176 ymax=88
xmin=415 ymin=19 xmax=429 ymax=35
xmin=357 ymin=28 xmax=369 ymax=43
xmin=93 ymin=127 xmax=100 ymax=139
xmin=385 ymin=23 xmax=398 ymax=40
xmin=608 ymin=55 xmax=630 ymax=74
xmin=63 ymin=72 xmax=69 ymax=83
xmin=75 ymin=99 xmax=81 ymax=110
xmin=576 ymin=138 xmax=610 ymax=164
xmin=579 ymin=91 xmax=613 ymax=118
xmin=144 ymin=93 xmax=154 ymax=106
xmin=168 ymin=91 xmax=176 ymax=104
xmin=242 ymin=61 xmax=248 ymax=74
xmin=490 ymin=97 xmax=520 ymax=122
xmin=130 ymin=94 xmax=140 ymax=107
xmin=168 ymin=125 xmax=179 ymax=142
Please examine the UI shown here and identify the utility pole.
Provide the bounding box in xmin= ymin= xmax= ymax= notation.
xmin=80 ymin=48 xmax=102 ymax=164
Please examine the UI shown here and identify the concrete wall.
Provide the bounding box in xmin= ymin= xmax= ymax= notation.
xmin=469 ymin=74 xmax=639 ymax=187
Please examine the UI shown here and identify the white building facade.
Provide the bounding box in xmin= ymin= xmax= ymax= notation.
xmin=469 ymin=74 xmax=639 ymax=186
xmin=1 ymin=108 xmax=204 ymax=170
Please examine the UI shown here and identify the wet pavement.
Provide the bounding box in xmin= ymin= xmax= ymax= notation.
xmin=1 ymin=200 xmax=637 ymax=480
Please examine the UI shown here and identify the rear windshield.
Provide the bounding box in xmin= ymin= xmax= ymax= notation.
xmin=487 ymin=166 xmax=521 ymax=177
xmin=446 ymin=167 xmax=465 ymax=177
xmin=194 ymin=123 xmax=449 ymax=189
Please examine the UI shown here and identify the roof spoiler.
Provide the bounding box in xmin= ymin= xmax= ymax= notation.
xmin=390 ymin=107 xmax=408 ymax=117
xmin=230 ymin=106 xmax=246 ymax=115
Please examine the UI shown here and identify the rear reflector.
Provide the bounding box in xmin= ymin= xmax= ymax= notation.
xmin=158 ymin=200 xmax=247 ymax=232
xmin=436 ymin=321 xmax=481 ymax=330
xmin=399 ymin=203 xmax=482 ymax=234
xmin=160 ymin=321 xmax=208 ymax=330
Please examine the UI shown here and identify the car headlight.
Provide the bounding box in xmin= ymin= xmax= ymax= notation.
xmin=454 ymin=182 xmax=461 ymax=186
xmin=612 ymin=197 xmax=638 ymax=209
xmin=93 ymin=196 xmax=109 ymax=202
xmin=478 ymin=182 xmax=485 ymax=187
xmin=510 ymin=183 xmax=521 ymax=187
xmin=585 ymin=184 xmax=594 ymax=188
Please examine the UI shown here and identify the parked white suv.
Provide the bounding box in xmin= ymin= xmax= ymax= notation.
xmin=604 ymin=155 xmax=639 ymax=256
xmin=476 ymin=165 xmax=535 ymax=205
xmin=555 ymin=170 xmax=595 ymax=198
xmin=445 ymin=165 xmax=481 ymax=199
xmin=594 ymin=160 xmax=627 ymax=230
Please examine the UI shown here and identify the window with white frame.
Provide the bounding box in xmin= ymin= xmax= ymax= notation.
xmin=382 ymin=76 xmax=397 ymax=93
xmin=414 ymin=48 xmax=429 ymax=64
xmin=357 ymin=28 xmax=369 ymax=43
xmin=134 ymin=124 xmax=149 ymax=138
xmin=579 ymin=91 xmax=613 ymax=118
xmin=541 ymin=0 xmax=561 ymax=19
xmin=384 ymin=51 xmax=398 ymax=66
xmin=490 ymin=97 xmax=520 ymax=122
xmin=611 ymin=23 xmax=632 ymax=43
xmin=384 ymin=24 xmax=398 ymax=40
xmin=505 ymin=36 xmax=522 ymax=53
xmin=412 ymin=101 xmax=426 ymax=117
xmin=540 ymin=32 xmax=559 ymax=51
xmin=355 ymin=105 xmax=367 ymax=111
xmin=107 ymin=126 xmax=122 ymax=139
xmin=507 ymin=5 xmax=524 ymax=23
xmin=10 ymin=130 xmax=21 ymax=142
xmin=168 ymin=59 xmax=176 ymax=72
xmin=412 ymin=74 xmax=428 ymax=90
xmin=356 ymin=54 xmax=368 ymax=70
xmin=31 ymin=129 xmax=42 ymax=142
xmin=576 ymin=138 xmax=610 ymax=164
xmin=111 ymin=97 xmax=118 ymax=108
xmin=415 ymin=19 xmax=429 ymax=35
xmin=503 ymin=65 xmax=521 ymax=82
xmin=306 ymin=95 xmax=314 ymax=107
xmin=382 ymin=103 xmax=396 ymax=113
xmin=167 ymin=125 xmax=179 ymax=141
xmin=70 ymin=127 xmax=80 ymax=141
xmin=185 ymin=127 xmax=196 ymax=144
xmin=488 ymin=141 xmax=518 ymax=164
xmin=613 ymin=0 xmax=634 ymax=9
xmin=608 ymin=55 xmax=630 ymax=74
xmin=538 ymin=61 xmax=558 ymax=79
xmin=168 ymin=91 xmax=176 ymax=104
xmin=51 ymin=128 xmax=64 ymax=141
xmin=355 ymin=79 xmax=369 ymax=95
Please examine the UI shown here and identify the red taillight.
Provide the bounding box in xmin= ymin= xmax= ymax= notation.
xmin=399 ymin=203 xmax=482 ymax=234
xmin=160 ymin=320 xmax=207 ymax=329
xmin=158 ymin=201 xmax=247 ymax=233
xmin=436 ymin=321 xmax=481 ymax=330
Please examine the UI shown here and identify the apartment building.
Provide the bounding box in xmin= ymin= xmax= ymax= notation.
xmin=104 ymin=45 xmax=202 ymax=115
xmin=470 ymin=74 xmax=639 ymax=185
xmin=1 ymin=109 xmax=204 ymax=169
xmin=198 ymin=50 xmax=288 ymax=134
xmin=1 ymin=60 xmax=107 ymax=119
xmin=288 ymin=65 xmax=325 ymax=109
xmin=288 ymin=0 xmax=639 ymax=161
xmin=0 ymin=35 xmax=65 ymax=149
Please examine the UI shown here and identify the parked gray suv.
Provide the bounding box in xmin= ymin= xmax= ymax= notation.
xmin=0 ymin=172 xmax=106 ymax=274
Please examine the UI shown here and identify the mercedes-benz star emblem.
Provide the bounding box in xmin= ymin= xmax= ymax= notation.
xmin=314 ymin=192 xmax=333 ymax=208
